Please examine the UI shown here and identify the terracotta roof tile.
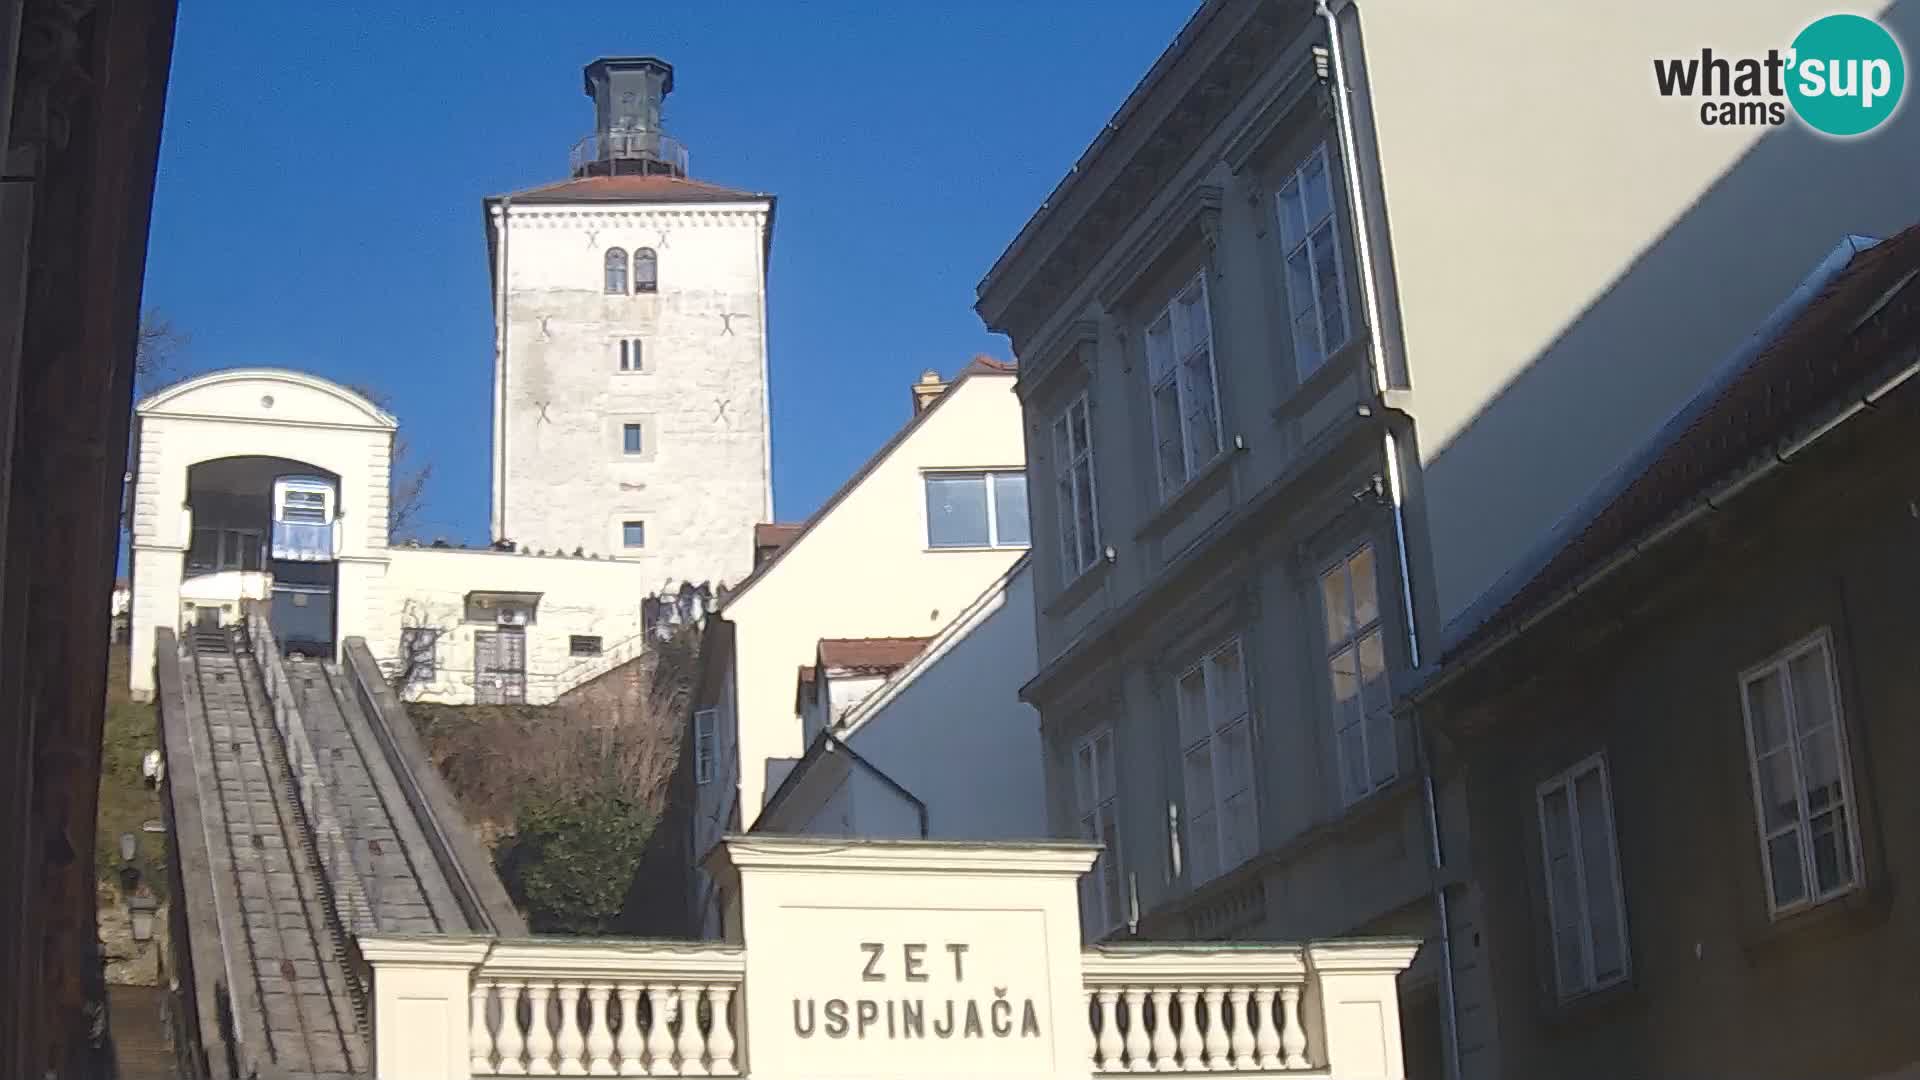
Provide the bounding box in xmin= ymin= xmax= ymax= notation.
xmin=754 ymin=522 xmax=804 ymax=552
xmin=494 ymin=173 xmax=766 ymax=205
xmin=817 ymin=637 xmax=932 ymax=675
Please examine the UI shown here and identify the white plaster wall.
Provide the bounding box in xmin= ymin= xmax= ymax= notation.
xmin=380 ymin=547 xmax=653 ymax=706
xmin=838 ymin=561 xmax=1048 ymax=841
xmin=491 ymin=201 xmax=772 ymax=590
xmin=707 ymin=373 xmax=1029 ymax=830
xmin=127 ymin=370 xmax=395 ymax=699
xmin=1348 ymin=0 xmax=1920 ymax=626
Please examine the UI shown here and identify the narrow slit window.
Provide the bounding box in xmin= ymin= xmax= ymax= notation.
xmin=619 ymin=339 xmax=644 ymax=372
xmin=622 ymin=423 xmax=644 ymax=455
xmin=604 ymin=248 xmax=629 ymax=294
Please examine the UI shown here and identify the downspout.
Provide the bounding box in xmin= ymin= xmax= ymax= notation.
xmin=491 ymin=198 xmax=512 ymax=542
xmin=1318 ymin=3 xmax=1462 ymax=1078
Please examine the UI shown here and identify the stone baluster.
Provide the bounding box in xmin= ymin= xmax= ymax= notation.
xmin=1251 ymin=987 xmax=1281 ymax=1070
xmin=496 ymin=981 xmax=529 ymax=1076
xmin=1122 ymin=987 xmax=1151 ymax=1072
xmin=707 ymin=984 xmax=738 ymax=1076
xmin=644 ymin=986 xmax=676 ymax=1075
xmin=1202 ymin=986 xmax=1230 ymax=1071
xmin=1149 ymin=987 xmax=1177 ymax=1073
xmin=1227 ymin=988 xmax=1254 ymax=1070
xmin=526 ymin=982 xmax=557 ymax=1075
xmin=1175 ymin=987 xmax=1203 ymax=1071
xmin=675 ymin=986 xmax=709 ymax=1076
xmin=1278 ymin=985 xmax=1308 ymax=1069
xmin=585 ymin=984 xmax=615 ymax=1076
xmin=1096 ymin=988 xmax=1123 ymax=1071
xmin=1085 ymin=990 xmax=1100 ymax=1070
xmin=615 ymin=985 xmax=645 ymax=1077
xmin=472 ymin=981 xmax=497 ymax=1075
xmin=556 ymin=982 xmax=586 ymax=1075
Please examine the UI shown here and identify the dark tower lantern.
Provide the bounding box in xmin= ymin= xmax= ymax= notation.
xmin=571 ymin=56 xmax=689 ymax=179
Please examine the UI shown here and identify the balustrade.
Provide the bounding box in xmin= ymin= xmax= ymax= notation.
xmin=1081 ymin=945 xmax=1316 ymax=1074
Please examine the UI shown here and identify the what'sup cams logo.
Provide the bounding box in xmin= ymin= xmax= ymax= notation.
xmin=1654 ymin=13 xmax=1906 ymax=136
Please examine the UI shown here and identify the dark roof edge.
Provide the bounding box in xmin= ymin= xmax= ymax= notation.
xmin=755 ymin=729 xmax=929 ymax=839
xmin=1433 ymin=233 xmax=1877 ymax=658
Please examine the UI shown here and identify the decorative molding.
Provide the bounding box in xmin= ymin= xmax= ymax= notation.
xmin=1221 ymin=52 xmax=1325 ymax=175
xmin=501 ymin=206 xmax=767 ymax=230
xmin=1016 ymin=319 xmax=1100 ymax=404
xmin=708 ymin=834 xmax=1100 ymax=878
xmin=1094 ymin=183 xmax=1224 ymax=311
xmin=1082 ymin=943 xmax=1309 ymax=985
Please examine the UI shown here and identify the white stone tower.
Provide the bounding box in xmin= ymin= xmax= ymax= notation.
xmin=484 ymin=56 xmax=773 ymax=588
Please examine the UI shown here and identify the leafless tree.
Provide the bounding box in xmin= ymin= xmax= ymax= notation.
xmin=389 ymin=598 xmax=454 ymax=695
xmin=345 ymin=383 xmax=433 ymax=541
xmin=134 ymin=310 xmax=188 ymax=390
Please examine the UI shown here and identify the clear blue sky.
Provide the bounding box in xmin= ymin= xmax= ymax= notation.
xmin=140 ymin=1 xmax=1197 ymax=543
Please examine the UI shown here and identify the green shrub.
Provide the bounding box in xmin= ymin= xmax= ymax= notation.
xmin=496 ymin=786 xmax=652 ymax=935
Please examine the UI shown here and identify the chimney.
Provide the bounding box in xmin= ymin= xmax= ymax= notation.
xmin=574 ymin=56 xmax=687 ymax=179
xmin=910 ymin=369 xmax=948 ymax=415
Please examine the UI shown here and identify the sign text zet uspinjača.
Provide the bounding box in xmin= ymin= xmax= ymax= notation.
xmin=792 ymin=941 xmax=1043 ymax=1041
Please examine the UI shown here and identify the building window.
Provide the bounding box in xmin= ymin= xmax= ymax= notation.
xmin=1175 ymin=639 xmax=1257 ymax=885
xmin=1277 ymin=143 xmax=1352 ymax=377
xmin=925 ymin=471 xmax=1029 ymax=549
xmin=1074 ymin=726 xmax=1125 ymax=934
xmin=633 ymin=247 xmax=658 ymax=293
xmin=604 ymin=247 xmax=628 ymax=294
xmin=1052 ymin=393 xmax=1101 ymax=582
xmin=569 ymin=634 xmax=603 ymax=658
xmin=694 ymin=707 xmax=718 ymax=785
xmin=1145 ymin=273 xmax=1222 ymax=499
xmin=1536 ymin=753 xmax=1630 ymax=1000
xmin=398 ymin=627 xmax=439 ymax=683
xmin=622 ymin=520 xmax=646 ymax=548
xmin=618 ymin=338 xmax=644 ymax=372
xmin=1322 ymin=544 xmax=1395 ymax=805
xmin=276 ymin=485 xmax=330 ymax=525
xmin=187 ymin=527 xmax=263 ymax=574
xmin=1739 ymin=630 xmax=1862 ymax=917
xmin=622 ymin=422 xmax=644 ymax=455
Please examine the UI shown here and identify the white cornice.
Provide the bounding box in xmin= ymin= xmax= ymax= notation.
xmin=1083 ymin=944 xmax=1309 ymax=985
xmin=357 ymin=934 xmax=494 ymax=968
xmin=1303 ymin=939 xmax=1423 ymax=975
xmin=707 ymin=835 xmax=1100 ymax=878
xmin=483 ymin=939 xmax=746 ymax=980
xmin=500 ymin=205 xmax=769 ymax=228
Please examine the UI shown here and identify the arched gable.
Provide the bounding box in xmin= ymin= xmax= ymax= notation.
xmin=137 ymin=368 xmax=398 ymax=430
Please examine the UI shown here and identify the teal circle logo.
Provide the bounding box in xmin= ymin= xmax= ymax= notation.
xmin=1787 ymin=14 xmax=1906 ymax=136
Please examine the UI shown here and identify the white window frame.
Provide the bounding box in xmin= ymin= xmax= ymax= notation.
xmin=1535 ymin=753 xmax=1631 ymax=1001
xmin=274 ymin=477 xmax=334 ymax=526
xmin=1145 ymin=273 xmax=1224 ymax=500
xmin=1073 ymin=726 xmax=1124 ymax=935
xmin=1276 ymin=142 xmax=1353 ymax=378
xmin=694 ymin=707 xmax=718 ymax=786
xmin=1738 ymin=629 xmax=1864 ymax=918
xmin=1051 ymin=393 xmax=1102 ymax=583
xmin=1320 ymin=544 xmax=1396 ymax=805
xmin=923 ymin=470 xmax=1029 ymax=550
xmin=1174 ymin=638 xmax=1257 ymax=886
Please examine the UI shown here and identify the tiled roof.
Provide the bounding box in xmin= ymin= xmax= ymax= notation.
xmin=817 ymin=637 xmax=932 ymax=675
xmin=492 ymin=173 xmax=767 ymax=205
xmin=754 ymin=522 xmax=804 ymax=552
xmin=1437 ymin=224 xmax=1920 ymax=671
xmin=961 ymin=355 xmax=1018 ymax=376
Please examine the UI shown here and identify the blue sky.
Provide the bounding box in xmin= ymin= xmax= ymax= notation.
xmin=141 ymin=1 xmax=1197 ymax=542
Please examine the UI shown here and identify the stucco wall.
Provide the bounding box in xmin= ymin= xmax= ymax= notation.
xmin=712 ymin=373 xmax=1029 ymax=829
xmin=491 ymin=201 xmax=772 ymax=589
xmin=1348 ymin=0 xmax=1920 ymax=627
xmin=381 ymin=547 xmax=652 ymax=706
xmin=837 ymin=561 xmax=1048 ymax=842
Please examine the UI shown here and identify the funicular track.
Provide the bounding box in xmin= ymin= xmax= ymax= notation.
xmin=185 ymin=625 xmax=367 ymax=1079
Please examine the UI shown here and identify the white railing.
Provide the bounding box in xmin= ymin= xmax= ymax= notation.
xmin=468 ymin=940 xmax=745 ymax=1077
xmin=1082 ymin=946 xmax=1313 ymax=1074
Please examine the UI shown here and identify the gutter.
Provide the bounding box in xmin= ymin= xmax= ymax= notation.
xmin=1318 ymin=4 xmax=1460 ymax=1077
xmin=1412 ymin=341 xmax=1920 ymax=711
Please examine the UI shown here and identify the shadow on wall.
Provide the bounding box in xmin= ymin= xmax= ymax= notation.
xmin=1411 ymin=0 xmax=1920 ymax=632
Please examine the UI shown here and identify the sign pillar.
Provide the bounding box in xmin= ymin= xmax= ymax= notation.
xmin=706 ymin=836 xmax=1101 ymax=1080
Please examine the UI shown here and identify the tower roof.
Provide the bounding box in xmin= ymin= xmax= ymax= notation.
xmin=490 ymin=173 xmax=767 ymax=206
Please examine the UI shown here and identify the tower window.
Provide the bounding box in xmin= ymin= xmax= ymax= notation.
xmin=622 ymin=521 xmax=646 ymax=548
xmin=633 ymin=247 xmax=658 ymax=294
xmin=604 ymin=248 xmax=628 ymax=294
xmin=622 ymin=423 xmax=643 ymax=455
xmin=619 ymin=338 xmax=644 ymax=372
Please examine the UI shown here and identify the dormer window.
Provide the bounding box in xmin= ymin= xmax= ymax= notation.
xmin=604 ymin=248 xmax=629 ymax=294
xmin=633 ymin=247 xmax=658 ymax=293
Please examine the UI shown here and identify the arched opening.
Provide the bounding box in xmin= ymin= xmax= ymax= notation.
xmin=184 ymin=455 xmax=342 ymax=658
xmin=633 ymin=247 xmax=658 ymax=293
xmin=604 ymin=247 xmax=629 ymax=294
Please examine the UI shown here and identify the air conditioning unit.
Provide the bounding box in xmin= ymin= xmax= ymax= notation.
xmin=496 ymin=608 xmax=530 ymax=627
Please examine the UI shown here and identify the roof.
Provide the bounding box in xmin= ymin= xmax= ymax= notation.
xmin=716 ymin=359 xmax=1017 ymax=610
xmin=1430 ymin=224 xmax=1920 ymax=680
xmin=754 ymin=522 xmax=804 ymax=553
xmin=817 ymin=637 xmax=931 ymax=675
xmin=489 ymin=173 xmax=768 ymax=205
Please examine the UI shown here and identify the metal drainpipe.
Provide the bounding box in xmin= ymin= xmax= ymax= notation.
xmin=1318 ymin=3 xmax=1463 ymax=1077
xmin=493 ymin=197 xmax=512 ymax=542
